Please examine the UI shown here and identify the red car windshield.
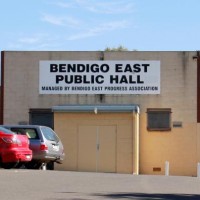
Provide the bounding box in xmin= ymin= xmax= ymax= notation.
xmin=0 ymin=127 xmax=15 ymax=134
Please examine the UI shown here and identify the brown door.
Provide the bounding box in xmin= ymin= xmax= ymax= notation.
xmin=78 ymin=126 xmax=97 ymax=172
xmin=97 ymin=126 xmax=116 ymax=172
xmin=78 ymin=125 xmax=116 ymax=172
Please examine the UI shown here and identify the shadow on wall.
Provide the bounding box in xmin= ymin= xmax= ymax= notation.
xmin=95 ymin=193 xmax=200 ymax=200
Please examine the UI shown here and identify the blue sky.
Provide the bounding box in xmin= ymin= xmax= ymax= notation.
xmin=0 ymin=0 xmax=200 ymax=51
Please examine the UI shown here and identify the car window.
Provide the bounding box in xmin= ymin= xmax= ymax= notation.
xmin=0 ymin=127 xmax=15 ymax=134
xmin=11 ymin=128 xmax=39 ymax=139
xmin=10 ymin=128 xmax=26 ymax=135
xmin=41 ymin=127 xmax=59 ymax=143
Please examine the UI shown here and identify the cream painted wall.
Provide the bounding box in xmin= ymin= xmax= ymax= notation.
xmin=54 ymin=112 xmax=135 ymax=174
xmin=140 ymin=112 xmax=197 ymax=176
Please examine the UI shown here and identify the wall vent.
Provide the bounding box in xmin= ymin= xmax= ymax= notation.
xmin=173 ymin=121 xmax=182 ymax=128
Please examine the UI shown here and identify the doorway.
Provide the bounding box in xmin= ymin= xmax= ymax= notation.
xmin=78 ymin=125 xmax=116 ymax=173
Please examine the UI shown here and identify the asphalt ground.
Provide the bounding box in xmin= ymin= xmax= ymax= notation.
xmin=0 ymin=169 xmax=200 ymax=200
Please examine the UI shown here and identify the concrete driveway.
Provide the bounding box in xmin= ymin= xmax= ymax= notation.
xmin=1 ymin=170 xmax=200 ymax=200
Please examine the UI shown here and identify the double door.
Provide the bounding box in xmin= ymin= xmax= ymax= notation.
xmin=78 ymin=125 xmax=116 ymax=173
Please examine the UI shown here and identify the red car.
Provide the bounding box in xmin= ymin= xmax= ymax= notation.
xmin=0 ymin=126 xmax=32 ymax=169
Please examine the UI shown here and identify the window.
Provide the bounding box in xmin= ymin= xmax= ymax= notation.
xmin=29 ymin=109 xmax=54 ymax=129
xmin=41 ymin=127 xmax=59 ymax=143
xmin=147 ymin=108 xmax=171 ymax=131
xmin=11 ymin=128 xmax=39 ymax=139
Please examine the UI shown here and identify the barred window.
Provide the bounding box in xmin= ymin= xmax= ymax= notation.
xmin=147 ymin=108 xmax=171 ymax=131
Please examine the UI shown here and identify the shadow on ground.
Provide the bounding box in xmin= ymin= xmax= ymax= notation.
xmin=95 ymin=193 xmax=200 ymax=200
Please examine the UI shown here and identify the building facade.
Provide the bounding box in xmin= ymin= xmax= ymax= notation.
xmin=1 ymin=50 xmax=200 ymax=176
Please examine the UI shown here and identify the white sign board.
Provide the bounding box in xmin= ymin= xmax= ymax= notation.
xmin=39 ymin=60 xmax=160 ymax=94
